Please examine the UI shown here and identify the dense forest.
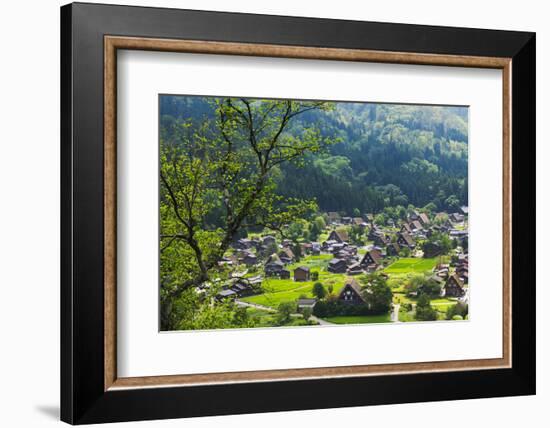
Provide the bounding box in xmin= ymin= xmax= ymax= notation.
xmin=160 ymin=96 xmax=468 ymax=218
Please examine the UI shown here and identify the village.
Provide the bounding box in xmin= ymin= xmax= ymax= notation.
xmin=207 ymin=207 xmax=470 ymax=327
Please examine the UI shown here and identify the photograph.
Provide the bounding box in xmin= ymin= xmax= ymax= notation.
xmin=159 ymin=95 xmax=470 ymax=331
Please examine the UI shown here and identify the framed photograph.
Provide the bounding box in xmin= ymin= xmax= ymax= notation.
xmin=61 ymin=2 xmax=535 ymax=424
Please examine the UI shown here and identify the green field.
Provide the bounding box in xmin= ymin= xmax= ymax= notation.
xmin=241 ymin=254 xmax=348 ymax=309
xmin=384 ymin=257 xmax=438 ymax=274
xmin=325 ymin=314 xmax=392 ymax=324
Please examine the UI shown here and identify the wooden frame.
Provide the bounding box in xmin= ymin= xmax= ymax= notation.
xmin=104 ymin=35 xmax=512 ymax=391
xmin=62 ymin=2 xmax=535 ymax=424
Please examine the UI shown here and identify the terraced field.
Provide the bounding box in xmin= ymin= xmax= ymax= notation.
xmin=384 ymin=257 xmax=438 ymax=274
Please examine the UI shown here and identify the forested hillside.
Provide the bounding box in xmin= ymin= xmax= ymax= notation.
xmin=160 ymin=96 xmax=468 ymax=216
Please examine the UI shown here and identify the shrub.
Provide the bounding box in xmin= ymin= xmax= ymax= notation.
xmin=276 ymin=301 xmax=296 ymax=325
xmin=446 ymin=302 xmax=468 ymax=320
xmin=311 ymin=271 xmax=319 ymax=281
xmin=415 ymin=294 xmax=437 ymax=321
xmin=312 ymin=282 xmax=327 ymax=299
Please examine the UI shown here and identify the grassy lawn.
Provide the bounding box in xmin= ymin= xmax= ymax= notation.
xmin=241 ymin=254 xmax=348 ymax=309
xmin=384 ymin=257 xmax=438 ymax=274
xmin=324 ymin=314 xmax=392 ymax=324
xmin=398 ymin=309 xmax=416 ymax=322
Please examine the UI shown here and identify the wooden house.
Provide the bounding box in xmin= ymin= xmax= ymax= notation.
xmin=294 ymin=266 xmax=310 ymax=282
xmin=265 ymin=258 xmax=284 ymax=277
xmin=328 ymin=258 xmax=347 ymax=274
xmin=418 ymin=212 xmax=430 ymax=226
xmin=327 ymin=229 xmax=349 ymax=243
xmin=347 ymin=262 xmax=364 ymax=275
xmin=338 ymin=279 xmax=366 ymax=305
xmin=360 ymin=249 xmax=383 ymax=268
xmin=278 ymin=247 xmax=295 ymax=264
xmin=397 ymin=232 xmax=415 ymax=248
xmin=373 ymin=233 xmax=389 ymax=246
xmin=353 ymin=217 xmax=367 ymax=228
xmin=216 ymin=289 xmax=237 ymax=300
xmin=400 ymin=223 xmax=412 ymax=234
xmin=241 ymin=253 xmax=258 ymax=266
xmin=386 ymin=242 xmax=401 ymax=256
xmin=296 ymin=298 xmax=317 ymax=312
xmin=450 ymin=213 xmax=465 ymax=223
xmin=342 ymin=216 xmax=352 ymax=225
xmin=328 ymin=212 xmax=340 ymax=223
xmin=444 ymin=274 xmax=465 ymax=297
xmin=410 ymin=220 xmax=423 ymax=231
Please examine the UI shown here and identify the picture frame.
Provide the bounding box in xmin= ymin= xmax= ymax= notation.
xmin=60 ymin=2 xmax=535 ymax=424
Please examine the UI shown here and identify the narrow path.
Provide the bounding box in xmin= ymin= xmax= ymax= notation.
xmin=310 ymin=315 xmax=334 ymax=326
xmin=235 ymin=300 xmax=276 ymax=312
xmin=236 ymin=300 xmax=334 ymax=326
xmin=391 ymin=303 xmax=401 ymax=322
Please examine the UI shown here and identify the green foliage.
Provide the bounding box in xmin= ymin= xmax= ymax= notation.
xmin=313 ymin=300 xmax=373 ymax=318
xmin=404 ymin=273 xmax=441 ymax=298
xmin=360 ymin=273 xmax=393 ymax=314
xmin=277 ymin=301 xmax=297 ymax=325
xmin=422 ymin=231 xmax=452 ymax=257
xmin=302 ymin=307 xmax=312 ymax=322
xmin=159 ymin=97 xmax=335 ymax=330
xmin=166 ymin=289 xmax=257 ymax=331
xmin=349 ymin=224 xmax=365 ymax=246
xmin=415 ymin=294 xmax=438 ymax=321
xmin=159 ymin=96 xmax=469 ymax=331
xmin=311 ymin=271 xmax=319 ymax=281
xmin=312 ymin=282 xmax=327 ymax=300
xmin=446 ymin=302 xmax=469 ymax=320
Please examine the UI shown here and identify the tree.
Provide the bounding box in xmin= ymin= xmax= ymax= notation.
xmin=415 ymin=294 xmax=437 ymax=321
xmin=312 ymin=282 xmax=327 ymax=300
xmin=349 ymin=224 xmax=365 ymax=246
xmin=311 ymin=271 xmax=319 ymax=281
xmin=404 ymin=273 xmax=425 ymax=295
xmin=360 ymin=274 xmax=393 ymax=314
xmin=277 ymin=301 xmax=296 ymax=325
xmin=422 ymin=231 xmax=452 ymax=257
xmin=160 ymin=98 xmax=334 ymax=328
xmin=446 ymin=302 xmax=468 ymax=320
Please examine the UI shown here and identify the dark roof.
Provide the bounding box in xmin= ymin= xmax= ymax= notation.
xmin=362 ymin=249 xmax=383 ymax=265
xmin=338 ymin=279 xmax=365 ymax=300
xmin=329 ymin=258 xmax=346 ymax=266
xmin=330 ymin=229 xmax=349 ymax=242
xmin=294 ymin=266 xmax=310 ymax=273
xmin=217 ymin=289 xmax=236 ymax=297
xmin=388 ymin=242 xmax=400 ymax=250
xmin=398 ymin=232 xmax=415 ymax=246
xmin=411 ymin=220 xmax=423 ymax=230
xmin=278 ymin=247 xmax=295 ymax=259
xmin=446 ymin=273 xmax=464 ymax=287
